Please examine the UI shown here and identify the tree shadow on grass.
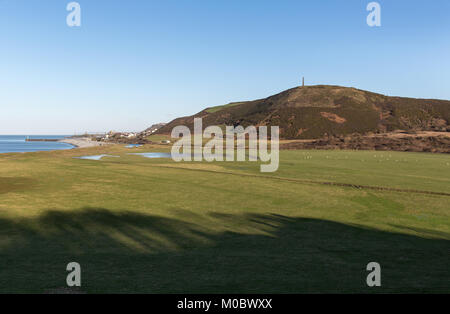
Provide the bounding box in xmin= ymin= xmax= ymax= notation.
xmin=0 ymin=208 xmax=448 ymax=293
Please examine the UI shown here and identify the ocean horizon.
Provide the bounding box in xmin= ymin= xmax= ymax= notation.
xmin=0 ymin=135 xmax=75 ymax=153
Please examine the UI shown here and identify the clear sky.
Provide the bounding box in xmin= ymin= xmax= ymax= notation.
xmin=0 ymin=0 xmax=449 ymax=134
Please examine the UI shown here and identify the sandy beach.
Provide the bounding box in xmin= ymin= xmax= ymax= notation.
xmin=59 ymin=137 xmax=111 ymax=148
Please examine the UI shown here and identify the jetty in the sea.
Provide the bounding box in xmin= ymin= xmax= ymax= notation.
xmin=25 ymin=138 xmax=59 ymax=142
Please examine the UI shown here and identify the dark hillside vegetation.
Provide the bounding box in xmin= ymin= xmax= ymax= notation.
xmin=157 ymin=85 xmax=450 ymax=139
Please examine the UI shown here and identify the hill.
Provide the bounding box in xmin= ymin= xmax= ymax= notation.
xmin=156 ymin=85 xmax=450 ymax=139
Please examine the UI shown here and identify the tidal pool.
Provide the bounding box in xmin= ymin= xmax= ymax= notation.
xmin=128 ymin=152 xmax=172 ymax=159
xmin=74 ymin=155 xmax=119 ymax=160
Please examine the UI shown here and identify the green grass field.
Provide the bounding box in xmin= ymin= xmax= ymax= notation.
xmin=0 ymin=146 xmax=449 ymax=293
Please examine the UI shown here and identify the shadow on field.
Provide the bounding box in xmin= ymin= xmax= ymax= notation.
xmin=0 ymin=208 xmax=448 ymax=293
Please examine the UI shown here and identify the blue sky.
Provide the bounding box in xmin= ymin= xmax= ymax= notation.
xmin=0 ymin=0 xmax=449 ymax=134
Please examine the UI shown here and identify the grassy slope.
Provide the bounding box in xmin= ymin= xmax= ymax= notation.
xmin=205 ymin=101 xmax=249 ymax=113
xmin=0 ymin=146 xmax=449 ymax=293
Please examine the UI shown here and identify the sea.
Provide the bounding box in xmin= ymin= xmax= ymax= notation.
xmin=0 ymin=135 xmax=75 ymax=154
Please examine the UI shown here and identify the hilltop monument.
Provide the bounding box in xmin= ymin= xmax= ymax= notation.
xmin=302 ymin=77 xmax=305 ymax=87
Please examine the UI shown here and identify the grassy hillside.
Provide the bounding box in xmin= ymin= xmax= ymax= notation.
xmin=157 ymin=85 xmax=450 ymax=139
xmin=0 ymin=146 xmax=449 ymax=293
xmin=205 ymin=101 xmax=249 ymax=113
